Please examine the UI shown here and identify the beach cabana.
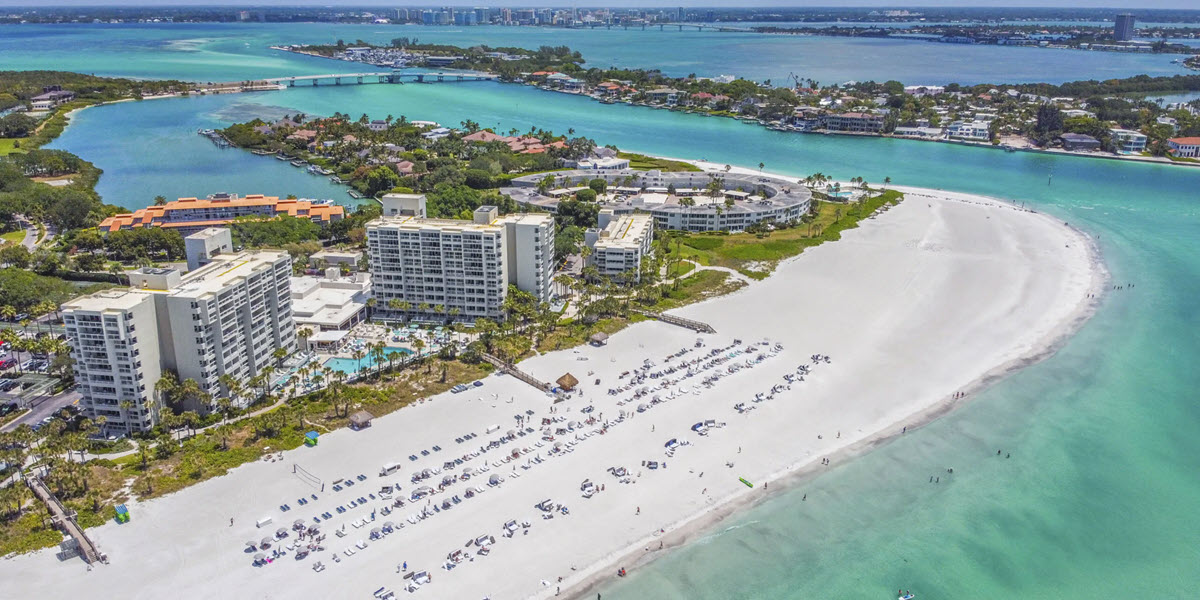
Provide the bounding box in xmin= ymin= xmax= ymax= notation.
xmin=556 ymin=373 xmax=579 ymax=391
xmin=114 ymin=504 xmax=130 ymax=523
xmin=589 ymin=332 xmax=609 ymax=346
xmin=349 ymin=410 xmax=375 ymax=430
xmin=304 ymin=431 xmax=319 ymax=447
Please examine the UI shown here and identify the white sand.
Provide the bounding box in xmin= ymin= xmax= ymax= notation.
xmin=0 ymin=180 xmax=1103 ymax=600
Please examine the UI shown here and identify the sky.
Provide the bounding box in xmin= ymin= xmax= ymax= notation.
xmin=2 ymin=1 xmax=1199 ymax=9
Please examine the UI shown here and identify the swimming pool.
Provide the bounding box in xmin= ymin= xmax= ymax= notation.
xmin=323 ymin=347 xmax=414 ymax=375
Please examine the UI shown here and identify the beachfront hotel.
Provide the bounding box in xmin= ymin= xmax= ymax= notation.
xmin=63 ymin=251 xmax=297 ymax=433
xmin=98 ymin=193 xmax=345 ymax=236
xmin=585 ymin=210 xmax=655 ymax=281
xmin=367 ymin=194 xmax=555 ymax=321
xmin=503 ymin=169 xmax=811 ymax=234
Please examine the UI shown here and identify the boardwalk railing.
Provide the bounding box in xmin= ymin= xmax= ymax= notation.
xmin=480 ymin=353 xmax=553 ymax=394
xmin=633 ymin=309 xmax=717 ymax=334
xmin=26 ymin=475 xmax=103 ymax=564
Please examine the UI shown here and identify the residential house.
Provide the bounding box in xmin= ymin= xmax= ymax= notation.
xmin=1059 ymin=133 xmax=1102 ymax=151
xmin=820 ymin=112 xmax=885 ymax=134
xmin=947 ymin=120 xmax=992 ymax=142
xmin=1110 ymin=128 xmax=1147 ymax=154
xmin=1167 ymin=137 xmax=1200 ymax=158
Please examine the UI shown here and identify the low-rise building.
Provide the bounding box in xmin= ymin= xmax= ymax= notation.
xmin=820 ymin=112 xmax=885 ymax=133
xmin=308 ymin=249 xmax=364 ymax=272
xmin=585 ymin=210 xmax=655 ymax=281
xmin=1110 ymin=128 xmax=1148 ymax=154
xmin=30 ymin=85 xmax=75 ymax=111
xmin=290 ymin=271 xmax=372 ymax=332
xmin=1167 ymin=137 xmax=1200 ymax=158
xmin=947 ymin=120 xmax=992 ymax=141
xmin=1060 ymin=133 xmax=1102 ymax=151
xmin=99 ymin=193 xmax=344 ymax=236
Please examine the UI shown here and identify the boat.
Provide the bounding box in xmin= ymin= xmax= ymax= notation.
xmin=899 ymin=594 xmax=915 ymax=600
xmin=197 ymin=128 xmax=215 ymax=135
xmin=251 ymin=149 xmax=273 ymax=155
xmin=347 ymin=190 xmax=364 ymax=199
xmin=290 ymin=160 xmax=306 ymax=167
xmin=275 ymin=154 xmax=289 ymax=161
xmin=329 ymin=176 xmax=343 ymax=183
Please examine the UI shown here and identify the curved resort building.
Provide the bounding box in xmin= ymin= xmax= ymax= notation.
xmin=502 ymin=169 xmax=812 ymax=233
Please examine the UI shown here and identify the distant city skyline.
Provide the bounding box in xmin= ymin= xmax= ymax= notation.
xmin=3 ymin=2 xmax=1200 ymax=10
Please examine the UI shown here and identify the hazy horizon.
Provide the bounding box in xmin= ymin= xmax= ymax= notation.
xmin=4 ymin=2 xmax=1200 ymax=11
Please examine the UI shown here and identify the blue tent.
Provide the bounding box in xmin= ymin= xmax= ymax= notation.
xmin=305 ymin=431 xmax=319 ymax=446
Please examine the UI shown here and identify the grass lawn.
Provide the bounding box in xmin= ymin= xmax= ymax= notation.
xmin=653 ymin=270 xmax=746 ymax=311
xmin=669 ymin=190 xmax=903 ymax=278
xmin=0 ymin=138 xmax=25 ymax=156
xmin=617 ymin=152 xmax=703 ymax=172
xmin=1 ymin=229 xmax=25 ymax=246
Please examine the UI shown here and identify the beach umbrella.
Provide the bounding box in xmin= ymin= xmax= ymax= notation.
xmin=276 ymin=527 xmax=287 ymax=537
xmin=488 ymin=474 xmax=501 ymax=485
xmin=370 ymin=527 xmax=381 ymax=536
xmin=507 ymin=429 xmax=516 ymax=437
xmin=637 ymin=403 xmax=648 ymax=412
xmin=293 ymin=519 xmax=305 ymax=528
xmin=254 ymin=553 xmax=265 ymax=561
xmin=383 ymin=521 xmax=394 ymax=529
xmin=261 ymin=537 xmax=272 ymax=547
xmin=553 ymin=442 xmax=564 ymax=450
xmin=246 ymin=541 xmax=257 ymax=549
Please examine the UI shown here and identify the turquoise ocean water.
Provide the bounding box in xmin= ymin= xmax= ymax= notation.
xmin=8 ymin=23 xmax=1200 ymax=598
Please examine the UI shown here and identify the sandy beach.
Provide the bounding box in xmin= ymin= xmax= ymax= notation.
xmin=0 ymin=177 xmax=1103 ymax=600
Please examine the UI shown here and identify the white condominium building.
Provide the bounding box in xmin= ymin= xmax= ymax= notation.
xmin=585 ymin=210 xmax=655 ymax=281
xmin=63 ymin=251 xmax=297 ymax=433
xmin=61 ymin=291 xmax=163 ymax=434
xmin=367 ymin=194 xmax=555 ymax=320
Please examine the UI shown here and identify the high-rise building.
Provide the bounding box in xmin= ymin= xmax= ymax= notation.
xmin=63 ymin=251 xmax=297 ymax=433
xmin=1114 ymin=13 xmax=1136 ymax=42
xmin=367 ymin=194 xmax=555 ymax=321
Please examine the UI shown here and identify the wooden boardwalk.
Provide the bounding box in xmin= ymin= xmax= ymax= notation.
xmin=480 ymin=353 xmax=552 ymax=393
xmin=633 ymin=309 xmax=717 ymax=334
xmin=26 ymin=475 xmax=103 ymax=564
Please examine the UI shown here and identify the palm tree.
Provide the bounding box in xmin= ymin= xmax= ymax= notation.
xmin=883 ymin=176 xmax=891 ymax=190
xmin=758 ymin=162 xmax=765 ymax=172
xmin=351 ymin=349 xmax=366 ymax=376
xmin=272 ymin=347 xmax=288 ymax=368
xmin=297 ymin=327 xmax=313 ymax=350
xmin=155 ymin=371 xmax=179 ymax=410
xmin=0 ymin=305 xmax=15 ymax=322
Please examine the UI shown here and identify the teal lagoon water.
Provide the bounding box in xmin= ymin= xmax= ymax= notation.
xmin=16 ymin=23 xmax=1200 ymax=599
xmin=0 ymin=22 xmax=1189 ymax=85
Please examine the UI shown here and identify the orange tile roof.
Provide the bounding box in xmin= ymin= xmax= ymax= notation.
xmin=98 ymin=195 xmax=344 ymax=233
xmin=1169 ymin=137 xmax=1200 ymax=145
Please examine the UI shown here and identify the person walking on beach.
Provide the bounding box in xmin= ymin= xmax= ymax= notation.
xmin=636 ymin=506 xmax=640 ymax=515
xmin=230 ymin=517 xmax=233 ymax=527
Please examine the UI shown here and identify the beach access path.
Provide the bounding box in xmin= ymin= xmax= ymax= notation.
xmin=0 ymin=183 xmax=1103 ymax=600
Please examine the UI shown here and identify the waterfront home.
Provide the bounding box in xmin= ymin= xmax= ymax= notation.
xmin=1110 ymin=128 xmax=1148 ymax=154
xmin=99 ymin=193 xmax=344 ymax=236
xmin=287 ymin=129 xmax=318 ymax=143
xmin=947 ymin=120 xmax=992 ymax=142
xmin=393 ymin=160 xmax=415 ymax=175
xmin=894 ymin=126 xmax=945 ymax=139
xmin=368 ymin=120 xmax=388 ymax=132
xmin=30 ymin=85 xmax=75 ymax=111
xmin=1060 ymin=133 xmax=1102 ymax=151
xmin=1167 ymin=137 xmax=1200 ymax=158
xmin=820 ymin=112 xmax=885 ymax=134
xmin=647 ymin=88 xmax=683 ymax=106
xmin=463 ymin=130 xmax=515 ymax=144
xmin=1062 ymin=109 xmax=1096 ymax=119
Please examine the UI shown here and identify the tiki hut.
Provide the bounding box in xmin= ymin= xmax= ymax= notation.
xmin=349 ymin=410 xmax=375 ymax=430
xmin=556 ymin=373 xmax=579 ymax=391
xmin=589 ymin=332 xmax=609 ymax=346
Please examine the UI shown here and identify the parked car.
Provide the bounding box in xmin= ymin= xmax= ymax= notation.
xmin=0 ymin=358 xmax=17 ymax=369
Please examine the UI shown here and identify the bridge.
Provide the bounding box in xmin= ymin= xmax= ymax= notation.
xmin=263 ymin=71 xmax=499 ymax=87
xmin=586 ymin=22 xmax=753 ymax=33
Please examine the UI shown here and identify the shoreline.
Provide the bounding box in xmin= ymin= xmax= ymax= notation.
xmin=0 ymin=175 xmax=1106 ymax=600
xmin=553 ymin=174 xmax=1109 ymax=600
